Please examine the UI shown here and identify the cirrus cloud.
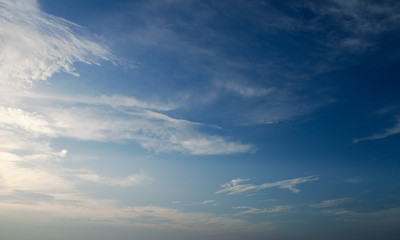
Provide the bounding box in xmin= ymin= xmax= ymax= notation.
xmin=216 ymin=176 xmax=318 ymax=195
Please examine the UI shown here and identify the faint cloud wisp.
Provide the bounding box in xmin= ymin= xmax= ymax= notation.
xmin=216 ymin=176 xmax=318 ymax=195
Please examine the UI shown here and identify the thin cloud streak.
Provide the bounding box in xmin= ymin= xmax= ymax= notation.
xmin=216 ymin=176 xmax=318 ymax=195
xmin=310 ymin=198 xmax=353 ymax=208
xmin=234 ymin=205 xmax=292 ymax=215
xmin=16 ymin=92 xmax=176 ymax=112
xmin=353 ymin=117 xmax=400 ymax=143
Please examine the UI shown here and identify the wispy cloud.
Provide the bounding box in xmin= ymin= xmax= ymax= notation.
xmin=310 ymin=198 xmax=353 ymax=208
xmin=202 ymin=200 xmax=216 ymax=205
xmin=108 ymin=0 xmax=338 ymax=126
xmin=325 ymin=0 xmax=400 ymax=35
xmin=0 ymin=0 xmax=112 ymax=89
xmin=213 ymin=80 xmax=273 ymax=98
xmin=69 ymin=169 xmax=152 ymax=187
xmin=0 ymin=193 xmax=274 ymax=235
xmin=321 ymin=207 xmax=400 ymax=226
xmin=302 ymin=0 xmax=400 ymax=51
xmin=0 ymin=104 xmax=252 ymax=155
xmin=234 ymin=205 xmax=292 ymax=215
xmin=185 ymin=200 xmax=218 ymax=207
xmin=353 ymin=117 xmax=400 ymax=143
xmin=216 ymin=176 xmax=318 ymax=195
xmin=18 ymin=92 xmax=176 ymax=112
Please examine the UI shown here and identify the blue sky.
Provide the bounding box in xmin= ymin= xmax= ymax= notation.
xmin=1 ymin=0 xmax=400 ymax=239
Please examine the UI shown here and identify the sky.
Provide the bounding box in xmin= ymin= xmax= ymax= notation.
xmin=1 ymin=0 xmax=400 ymax=239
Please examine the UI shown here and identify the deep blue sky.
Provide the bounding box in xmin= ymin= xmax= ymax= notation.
xmin=1 ymin=0 xmax=400 ymax=239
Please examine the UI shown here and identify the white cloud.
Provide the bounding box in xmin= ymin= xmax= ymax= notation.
xmin=216 ymin=176 xmax=318 ymax=195
xmin=20 ymin=105 xmax=252 ymax=155
xmin=234 ymin=205 xmax=292 ymax=215
xmin=310 ymin=198 xmax=353 ymax=208
xmin=353 ymin=117 xmax=400 ymax=143
xmin=0 ymin=147 xmax=151 ymax=198
xmin=0 ymin=150 xmax=75 ymax=195
xmin=0 ymin=106 xmax=55 ymax=137
xmin=0 ymin=0 xmax=111 ymax=89
xmin=0 ymin=129 xmax=52 ymax=154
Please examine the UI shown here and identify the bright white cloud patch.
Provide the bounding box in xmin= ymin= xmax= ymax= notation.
xmin=0 ymin=150 xmax=74 ymax=195
xmin=0 ymin=0 xmax=111 ymax=89
xmin=69 ymin=169 xmax=152 ymax=187
xmin=0 ymin=147 xmax=151 ymax=197
xmin=0 ymin=106 xmax=54 ymax=137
